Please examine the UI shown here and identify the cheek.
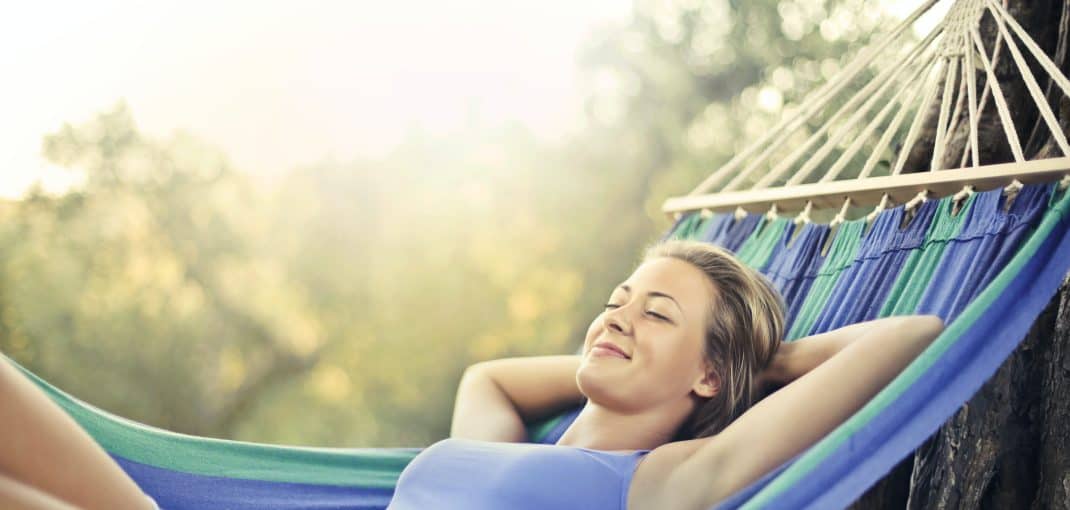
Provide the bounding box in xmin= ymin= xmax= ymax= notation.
xmin=583 ymin=316 xmax=603 ymax=349
xmin=639 ymin=333 xmax=684 ymax=364
xmin=640 ymin=335 xmax=705 ymax=387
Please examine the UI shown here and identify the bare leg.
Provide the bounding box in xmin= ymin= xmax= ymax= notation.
xmin=0 ymin=472 xmax=79 ymax=510
xmin=0 ymin=355 xmax=155 ymax=509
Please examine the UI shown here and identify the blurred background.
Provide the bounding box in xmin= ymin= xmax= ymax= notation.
xmin=0 ymin=0 xmax=937 ymax=447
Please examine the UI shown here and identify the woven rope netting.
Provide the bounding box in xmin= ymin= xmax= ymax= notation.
xmin=687 ymin=0 xmax=1070 ymax=201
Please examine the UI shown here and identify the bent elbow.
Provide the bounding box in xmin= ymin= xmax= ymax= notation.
xmin=921 ymin=314 xmax=945 ymax=331
xmin=913 ymin=314 xmax=945 ymax=343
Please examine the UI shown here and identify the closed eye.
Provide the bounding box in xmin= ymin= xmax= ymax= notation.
xmin=647 ymin=311 xmax=670 ymax=321
xmin=603 ymin=304 xmax=671 ymax=322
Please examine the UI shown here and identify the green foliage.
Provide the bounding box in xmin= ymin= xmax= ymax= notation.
xmin=0 ymin=0 xmax=901 ymax=447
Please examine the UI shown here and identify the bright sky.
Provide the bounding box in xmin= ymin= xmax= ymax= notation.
xmin=0 ymin=0 xmax=630 ymax=198
xmin=0 ymin=1 xmax=940 ymax=199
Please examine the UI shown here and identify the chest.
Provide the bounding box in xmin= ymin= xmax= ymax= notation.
xmin=389 ymin=439 xmax=649 ymax=510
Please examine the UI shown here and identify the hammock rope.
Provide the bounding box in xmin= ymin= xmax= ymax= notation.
xmin=667 ymin=0 xmax=1070 ymax=221
xmin=688 ymin=0 xmax=944 ymax=196
xmin=780 ymin=29 xmax=942 ymax=187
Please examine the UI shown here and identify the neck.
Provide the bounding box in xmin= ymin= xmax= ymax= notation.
xmin=554 ymin=398 xmax=691 ymax=451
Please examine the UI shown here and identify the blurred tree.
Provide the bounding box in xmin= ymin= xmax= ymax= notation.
xmin=2 ymin=102 xmax=325 ymax=438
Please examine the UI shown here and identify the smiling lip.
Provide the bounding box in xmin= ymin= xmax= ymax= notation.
xmin=592 ymin=343 xmax=630 ymax=360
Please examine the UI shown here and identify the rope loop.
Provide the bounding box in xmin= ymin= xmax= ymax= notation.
xmin=865 ymin=193 xmax=893 ymax=224
xmin=953 ymin=184 xmax=976 ymax=202
xmin=829 ymin=197 xmax=853 ymax=229
xmin=765 ymin=203 xmax=779 ymax=222
xmin=793 ymin=200 xmax=814 ymax=227
xmin=905 ymin=189 xmax=931 ymax=212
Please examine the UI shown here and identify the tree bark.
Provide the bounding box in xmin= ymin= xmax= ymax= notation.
xmin=848 ymin=1 xmax=1070 ymax=508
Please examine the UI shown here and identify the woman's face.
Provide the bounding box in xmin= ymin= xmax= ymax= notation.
xmin=577 ymin=256 xmax=719 ymax=415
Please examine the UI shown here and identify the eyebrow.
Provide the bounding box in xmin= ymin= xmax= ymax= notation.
xmin=617 ymin=284 xmax=682 ymax=312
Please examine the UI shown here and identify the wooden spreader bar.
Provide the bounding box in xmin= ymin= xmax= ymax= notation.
xmin=662 ymin=157 xmax=1070 ymax=219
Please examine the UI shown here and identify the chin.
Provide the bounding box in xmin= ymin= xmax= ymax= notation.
xmin=576 ymin=365 xmax=638 ymax=412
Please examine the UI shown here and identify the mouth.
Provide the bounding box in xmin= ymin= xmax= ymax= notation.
xmin=591 ymin=342 xmax=631 ymax=360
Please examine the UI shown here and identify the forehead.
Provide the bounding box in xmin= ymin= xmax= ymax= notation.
xmin=618 ymin=257 xmax=716 ymax=308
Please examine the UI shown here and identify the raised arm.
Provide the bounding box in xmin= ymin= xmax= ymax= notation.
xmin=449 ymin=355 xmax=585 ymax=442
xmin=664 ymin=315 xmax=945 ymax=510
xmin=756 ymin=317 xmax=901 ymax=396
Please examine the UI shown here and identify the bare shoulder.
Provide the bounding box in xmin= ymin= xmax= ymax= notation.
xmin=627 ymin=438 xmax=724 ymax=510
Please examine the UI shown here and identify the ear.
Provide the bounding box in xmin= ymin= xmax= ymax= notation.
xmin=692 ymin=365 xmax=720 ymax=399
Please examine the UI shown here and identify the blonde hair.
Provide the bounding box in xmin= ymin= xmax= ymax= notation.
xmin=642 ymin=239 xmax=785 ymax=440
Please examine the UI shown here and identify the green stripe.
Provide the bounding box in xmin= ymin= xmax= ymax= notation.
xmin=527 ymin=413 xmax=565 ymax=443
xmin=11 ymin=360 xmax=416 ymax=487
xmin=671 ymin=213 xmax=706 ymax=241
xmin=785 ymin=219 xmax=866 ymax=340
xmin=736 ymin=217 xmax=790 ymax=270
xmin=742 ymin=189 xmax=1070 ymax=508
xmin=879 ymin=194 xmax=976 ymax=316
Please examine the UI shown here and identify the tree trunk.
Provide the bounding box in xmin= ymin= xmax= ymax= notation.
xmin=848 ymin=1 xmax=1070 ymax=508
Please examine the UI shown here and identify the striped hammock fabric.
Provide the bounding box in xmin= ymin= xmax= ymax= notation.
xmin=11 ymin=181 xmax=1070 ymax=509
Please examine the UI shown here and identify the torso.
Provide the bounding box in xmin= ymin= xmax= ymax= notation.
xmin=389 ymin=438 xmax=693 ymax=510
xmin=388 ymin=436 xmax=717 ymax=510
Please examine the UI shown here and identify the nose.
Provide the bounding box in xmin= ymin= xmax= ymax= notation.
xmin=603 ymin=304 xmax=632 ymax=335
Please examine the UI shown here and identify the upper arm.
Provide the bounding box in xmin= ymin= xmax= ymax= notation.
xmin=449 ymin=355 xmax=584 ymax=442
xmin=450 ymin=364 xmax=528 ymax=441
xmin=469 ymin=355 xmax=585 ymax=423
xmin=670 ymin=315 xmax=944 ymax=508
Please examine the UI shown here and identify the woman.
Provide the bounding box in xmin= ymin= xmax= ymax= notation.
xmin=388 ymin=240 xmax=944 ymax=509
xmin=0 ymin=240 xmax=943 ymax=509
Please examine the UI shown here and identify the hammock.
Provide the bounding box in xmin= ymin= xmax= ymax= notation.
xmin=10 ymin=181 xmax=1069 ymax=510
xmin=10 ymin=0 xmax=1070 ymax=508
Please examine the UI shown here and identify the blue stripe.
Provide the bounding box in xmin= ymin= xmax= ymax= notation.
xmin=114 ymin=454 xmax=396 ymax=510
xmin=760 ymin=221 xmax=832 ymax=329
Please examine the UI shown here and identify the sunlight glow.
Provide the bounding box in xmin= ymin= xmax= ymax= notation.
xmin=0 ymin=0 xmax=947 ymax=199
xmin=0 ymin=0 xmax=630 ymax=198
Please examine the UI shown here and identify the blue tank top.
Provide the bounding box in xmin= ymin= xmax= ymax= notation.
xmin=386 ymin=438 xmax=652 ymax=510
